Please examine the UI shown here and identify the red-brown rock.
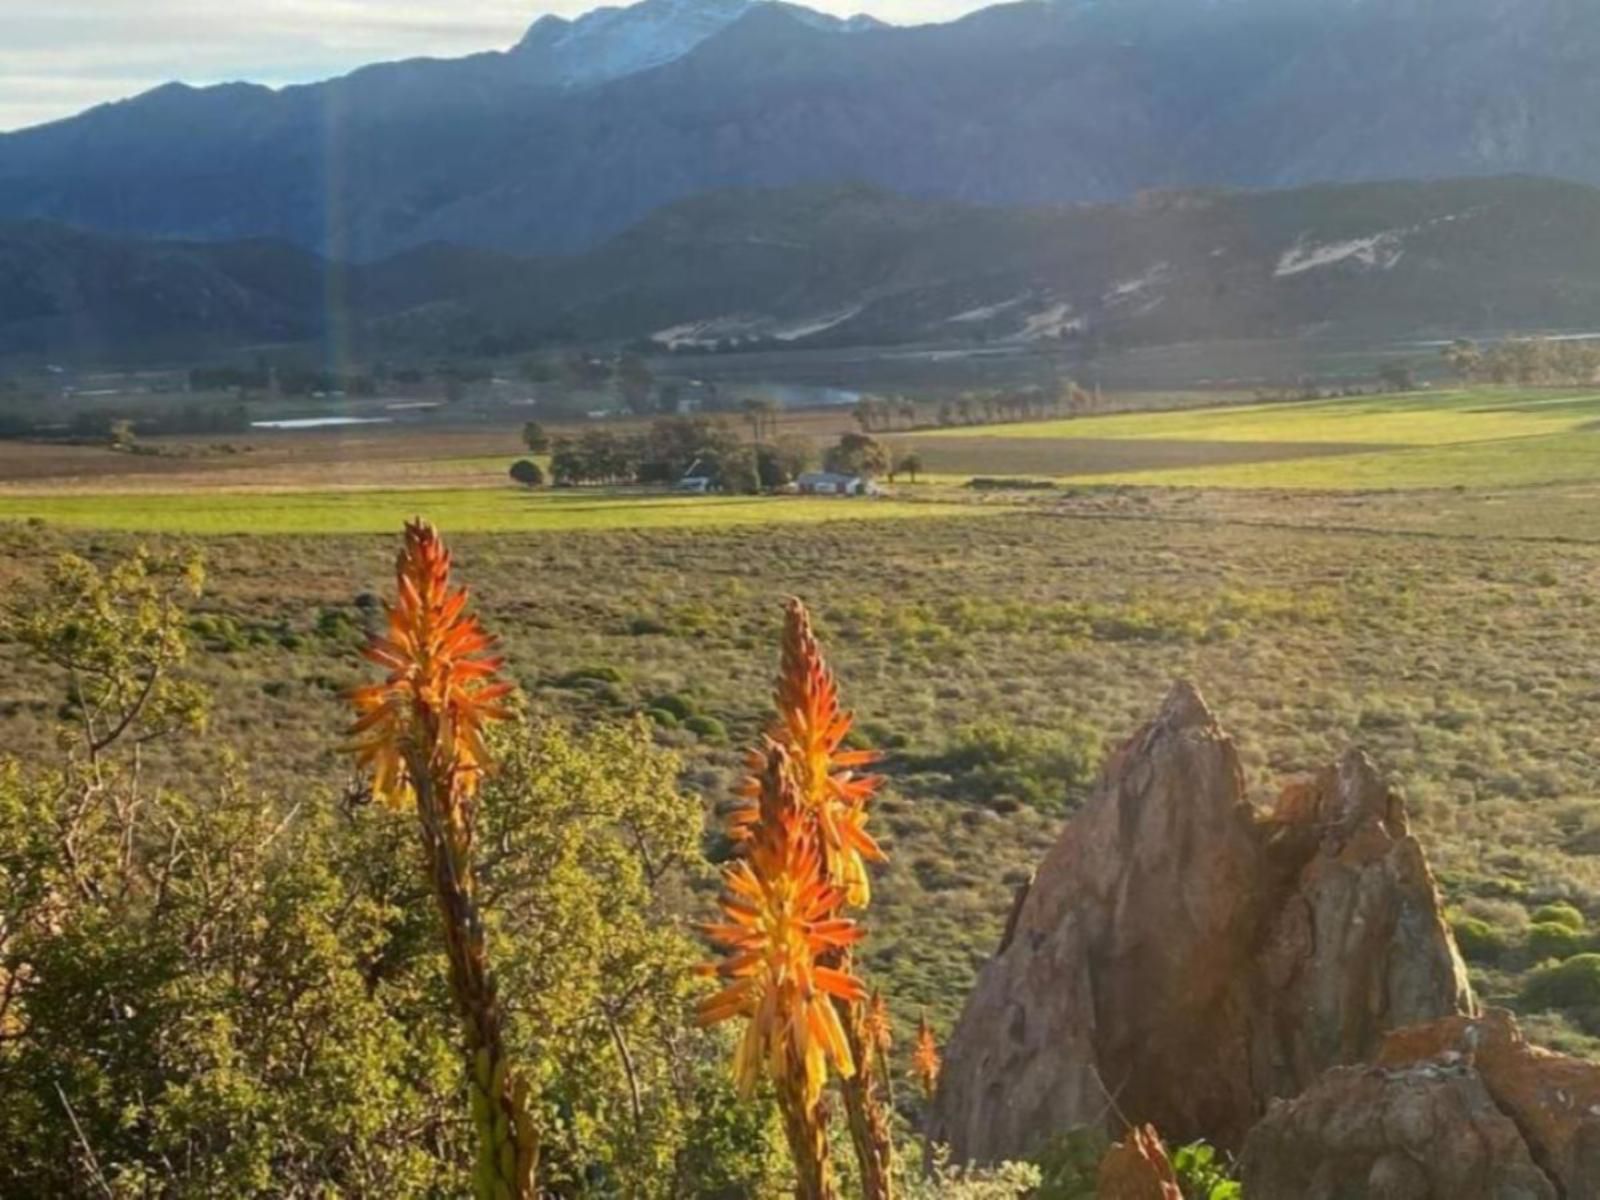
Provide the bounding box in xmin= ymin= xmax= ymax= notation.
xmin=1238 ymin=1058 xmax=1556 ymax=1199
xmin=931 ymin=682 xmax=1473 ymax=1163
xmin=1096 ymin=1126 xmax=1182 ymax=1200
xmin=1378 ymin=1008 xmax=1600 ymax=1194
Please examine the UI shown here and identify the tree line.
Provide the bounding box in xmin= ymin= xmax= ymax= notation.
xmin=1444 ymin=337 xmax=1600 ymax=386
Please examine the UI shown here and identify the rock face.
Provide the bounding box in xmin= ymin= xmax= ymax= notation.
xmin=931 ymin=682 xmax=1473 ymax=1163
xmin=1377 ymin=1009 xmax=1600 ymax=1194
xmin=1238 ymin=1059 xmax=1556 ymax=1199
xmin=1241 ymin=1008 xmax=1600 ymax=1197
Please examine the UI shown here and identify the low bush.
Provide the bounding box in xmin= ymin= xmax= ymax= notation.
xmin=1528 ymin=920 xmax=1588 ymax=963
xmin=1450 ymin=913 xmax=1510 ymax=965
xmin=1532 ymin=902 xmax=1586 ymax=932
xmin=1522 ymin=953 xmax=1600 ymax=1011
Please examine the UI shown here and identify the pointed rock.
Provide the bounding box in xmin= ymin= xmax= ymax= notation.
xmin=931 ymin=682 xmax=1472 ymax=1162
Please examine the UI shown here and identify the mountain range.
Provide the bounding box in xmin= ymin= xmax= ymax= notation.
xmin=5 ymin=0 xmax=1600 ymax=259
xmin=9 ymin=176 xmax=1600 ymax=363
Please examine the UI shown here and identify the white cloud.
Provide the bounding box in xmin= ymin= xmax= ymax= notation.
xmin=0 ymin=0 xmax=988 ymax=131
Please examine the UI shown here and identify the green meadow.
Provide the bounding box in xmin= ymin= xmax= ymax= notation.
xmin=0 ymin=488 xmax=971 ymax=535
xmin=911 ymin=389 xmax=1600 ymax=489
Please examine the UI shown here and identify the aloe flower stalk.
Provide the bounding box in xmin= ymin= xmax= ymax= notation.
xmin=348 ymin=520 xmax=536 ymax=1200
xmin=729 ymin=600 xmax=896 ymax=1199
xmin=700 ymin=742 xmax=866 ymax=1200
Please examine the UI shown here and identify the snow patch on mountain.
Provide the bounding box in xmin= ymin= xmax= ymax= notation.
xmin=946 ymin=294 xmax=1029 ymax=323
xmin=1275 ymin=232 xmax=1405 ymax=277
xmin=1017 ymin=301 xmax=1083 ymax=340
xmin=650 ymin=305 xmax=860 ymax=348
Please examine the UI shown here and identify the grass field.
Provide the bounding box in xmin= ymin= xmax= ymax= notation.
xmin=898 ymin=389 xmax=1600 ymax=490
xmin=0 ymin=488 xmax=973 ymax=534
xmin=6 ymin=505 xmax=1600 ymax=1055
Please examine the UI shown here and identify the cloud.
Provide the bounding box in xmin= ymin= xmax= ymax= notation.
xmin=0 ymin=0 xmax=987 ymax=131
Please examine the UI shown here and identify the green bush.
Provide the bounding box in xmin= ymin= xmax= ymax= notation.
xmin=1528 ymin=921 xmax=1588 ymax=963
xmin=648 ymin=692 xmax=698 ymax=721
xmin=1533 ymin=902 xmax=1586 ymax=932
xmin=922 ymin=720 xmax=1101 ymax=815
xmin=1523 ymin=953 xmax=1600 ymax=1010
xmin=1172 ymin=1141 xmax=1241 ymax=1200
xmin=683 ymin=714 xmax=728 ymax=743
xmin=554 ymin=664 xmax=624 ymax=687
xmin=644 ymin=706 xmax=680 ymax=729
xmin=1450 ymin=914 xmax=1510 ymax=965
xmin=1033 ymin=1127 xmax=1109 ymax=1199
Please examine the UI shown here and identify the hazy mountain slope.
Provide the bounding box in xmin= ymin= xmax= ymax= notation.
xmin=4 ymin=0 xmax=1600 ymax=259
xmin=420 ymin=175 xmax=1600 ymax=350
xmin=8 ymin=176 xmax=1600 ymax=363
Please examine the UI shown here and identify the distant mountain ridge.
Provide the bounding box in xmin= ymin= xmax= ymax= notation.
xmin=6 ymin=0 xmax=1600 ymax=259
xmin=512 ymin=0 xmax=882 ymax=87
xmin=8 ymin=176 xmax=1600 ymax=363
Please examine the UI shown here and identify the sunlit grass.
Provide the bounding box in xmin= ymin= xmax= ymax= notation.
xmin=0 ymin=488 xmax=980 ymax=535
xmin=1059 ymin=431 xmax=1600 ymax=491
xmin=921 ymin=389 xmax=1600 ymax=447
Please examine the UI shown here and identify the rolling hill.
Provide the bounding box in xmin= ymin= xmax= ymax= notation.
xmin=7 ymin=176 xmax=1600 ymax=363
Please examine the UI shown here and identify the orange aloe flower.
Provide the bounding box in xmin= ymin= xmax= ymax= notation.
xmin=862 ymin=989 xmax=893 ymax=1057
xmin=347 ymin=520 xmax=514 ymax=806
xmin=732 ymin=599 xmax=886 ymax=906
xmin=699 ymin=743 xmax=868 ymax=1105
xmin=912 ymin=1012 xmax=941 ymax=1100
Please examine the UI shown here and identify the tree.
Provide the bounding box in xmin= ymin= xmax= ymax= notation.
xmin=1377 ymin=361 xmax=1417 ymax=392
xmin=896 ymin=453 xmax=924 ymax=484
xmin=824 ymin=433 xmax=889 ymax=478
xmin=742 ymin=397 xmax=779 ymax=442
xmin=509 ymin=459 xmax=545 ymax=488
xmin=618 ymin=353 xmax=655 ymax=415
xmin=757 ymin=434 xmax=814 ymax=489
xmin=521 ymin=422 xmax=550 ymax=454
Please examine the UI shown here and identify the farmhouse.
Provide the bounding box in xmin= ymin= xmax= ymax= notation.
xmin=795 ymin=471 xmax=882 ymax=497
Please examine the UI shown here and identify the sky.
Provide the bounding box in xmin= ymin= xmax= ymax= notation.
xmin=0 ymin=0 xmax=989 ymax=132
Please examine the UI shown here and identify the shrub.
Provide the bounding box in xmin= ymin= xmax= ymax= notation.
xmin=647 ymin=692 xmax=697 ymax=721
xmin=1533 ymin=902 xmax=1586 ymax=932
xmin=1450 ymin=913 xmax=1510 ymax=965
xmin=1033 ymin=1127 xmax=1109 ymax=1199
xmin=554 ymin=664 xmax=624 ymax=687
xmin=645 ymin=706 xmax=680 ymax=729
xmin=1523 ymin=953 xmax=1600 ymax=1010
xmin=1528 ymin=921 xmax=1587 ymax=963
xmin=509 ymin=459 xmax=544 ymax=488
xmin=921 ymin=720 xmax=1101 ymax=814
xmin=1172 ymin=1141 xmax=1241 ymax=1199
xmin=683 ymin=714 xmax=728 ymax=743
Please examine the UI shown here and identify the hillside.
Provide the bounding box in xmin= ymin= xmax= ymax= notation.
xmin=8 ymin=176 xmax=1600 ymax=363
xmin=6 ymin=0 xmax=1600 ymax=258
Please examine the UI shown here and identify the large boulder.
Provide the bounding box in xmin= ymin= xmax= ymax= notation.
xmin=1237 ymin=1059 xmax=1556 ymax=1199
xmin=1377 ymin=1009 xmax=1600 ymax=1194
xmin=931 ymin=682 xmax=1473 ymax=1163
xmin=1240 ymin=1008 xmax=1600 ymax=1197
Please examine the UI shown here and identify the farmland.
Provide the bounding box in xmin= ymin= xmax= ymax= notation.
xmin=5 ymin=385 xmax=1600 ymax=1062
xmin=907 ymin=388 xmax=1600 ymax=490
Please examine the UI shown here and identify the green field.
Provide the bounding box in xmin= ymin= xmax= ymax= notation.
xmin=0 ymin=488 xmax=972 ymax=535
xmin=927 ymin=390 xmax=1600 ymax=447
xmin=909 ymin=389 xmax=1600 ymax=490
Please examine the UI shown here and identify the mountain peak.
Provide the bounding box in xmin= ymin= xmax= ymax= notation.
xmin=511 ymin=0 xmax=877 ymax=87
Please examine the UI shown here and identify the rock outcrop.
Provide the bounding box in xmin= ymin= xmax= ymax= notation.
xmin=931 ymin=682 xmax=1474 ymax=1163
xmin=1241 ymin=1008 xmax=1600 ymax=1197
xmin=1237 ymin=1058 xmax=1556 ymax=1199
